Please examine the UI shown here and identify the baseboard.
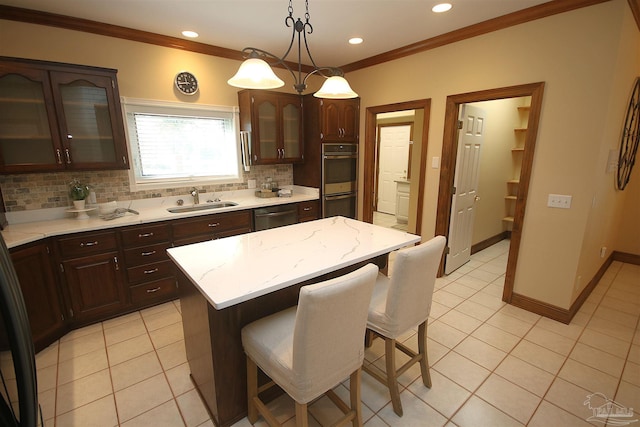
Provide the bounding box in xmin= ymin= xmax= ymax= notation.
xmin=471 ymin=231 xmax=510 ymax=255
xmin=613 ymin=251 xmax=640 ymax=265
xmin=509 ymin=250 xmax=633 ymax=324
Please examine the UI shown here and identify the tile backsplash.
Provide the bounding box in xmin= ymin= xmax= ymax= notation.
xmin=0 ymin=165 xmax=293 ymax=212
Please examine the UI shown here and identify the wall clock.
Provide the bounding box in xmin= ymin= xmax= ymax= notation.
xmin=175 ymin=71 xmax=199 ymax=95
xmin=617 ymin=77 xmax=640 ymax=190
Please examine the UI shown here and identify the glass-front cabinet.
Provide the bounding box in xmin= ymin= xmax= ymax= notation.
xmin=0 ymin=57 xmax=129 ymax=173
xmin=238 ymin=89 xmax=302 ymax=165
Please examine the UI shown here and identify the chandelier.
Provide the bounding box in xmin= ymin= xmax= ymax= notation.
xmin=227 ymin=0 xmax=358 ymax=99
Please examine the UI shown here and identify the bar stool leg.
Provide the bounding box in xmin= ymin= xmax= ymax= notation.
xmin=295 ymin=402 xmax=309 ymax=427
xmin=418 ymin=321 xmax=432 ymax=388
xmin=350 ymin=369 xmax=363 ymax=427
xmin=246 ymin=357 xmax=259 ymax=424
xmin=385 ymin=338 xmax=403 ymax=416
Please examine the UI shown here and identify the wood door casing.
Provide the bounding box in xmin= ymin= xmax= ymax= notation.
xmin=435 ymin=82 xmax=545 ymax=299
xmin=363 ymin=99 xmax=431 ymax=237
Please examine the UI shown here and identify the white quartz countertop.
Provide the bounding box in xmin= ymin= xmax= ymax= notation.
xmin=1 ymin=186 xmax=318 ymax=248
xmin=167 ymin=216 xmax=421 ymax=310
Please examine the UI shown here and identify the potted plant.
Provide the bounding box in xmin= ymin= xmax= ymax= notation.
xmin=69 ymin=179 xmax=90 ymax=210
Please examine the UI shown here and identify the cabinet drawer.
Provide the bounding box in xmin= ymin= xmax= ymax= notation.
xmin=298 ymin=200 xmax=319 ymax=219
xmin=130 ymin=278 xmax=177 ymax=305
xmin=172 ymin=211 xmax=252 ymax=240
xmin=126 ymin=260 xmax=174 ymax=285
xmin=124 ymin=242 xmax=171 ymax=266
xmin=121 ymin=223 xmax=170 ymax=247
xmin=58 ymin=231 xmax=117 ymax=258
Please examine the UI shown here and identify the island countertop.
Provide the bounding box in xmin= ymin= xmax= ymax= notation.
xmin=167 ymin=216 xmax=421 ymax=309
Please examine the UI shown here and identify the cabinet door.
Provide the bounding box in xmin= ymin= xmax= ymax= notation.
xmin=62 ymin=251 xmax=127 ymax=323
xmin=281 ymin=97 xmax=302 ymax=161
xmin=322 ymin=101 xmax=343 ymax=141
xmin=253 ymin=94 xmax=279 ymax=163
xmin=340 ymin=100 xmax=359 ymax=141
xmin=11 ymin=242 xmax=65 ymax=351
xmin=0 ymin=67 xmax=64 ymax=173
xmin=321 ymin=99 xmax=359 ymax=142
xmin=50 ymin=71 xmax=129 ymax=170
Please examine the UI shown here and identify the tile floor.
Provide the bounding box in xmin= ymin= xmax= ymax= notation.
xmin=373 ymin=211 xmax=408 ymax=232
xmin=31 ymin=239 xmax=640 ymax=426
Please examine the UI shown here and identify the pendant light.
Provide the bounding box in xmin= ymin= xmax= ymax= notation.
xmin=228 ymin=0 xmax=357 ymax=99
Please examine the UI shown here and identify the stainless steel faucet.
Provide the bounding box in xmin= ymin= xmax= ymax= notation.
xmin=190 ymin=187 xmax=199 ymax=204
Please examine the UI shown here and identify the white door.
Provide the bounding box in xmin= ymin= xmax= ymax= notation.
xmin=445 ymin=104 xmax=486 ymax=274
xmin=377 ymin=125 xmax=411 ymax=214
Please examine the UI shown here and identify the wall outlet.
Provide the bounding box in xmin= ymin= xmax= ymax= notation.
xmin=600 ymin=247 xmax=607 ymax=258
xmin=547 ymin=194 xmax=572 ymax=209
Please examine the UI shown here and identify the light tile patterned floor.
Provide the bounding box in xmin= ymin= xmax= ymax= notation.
xmin=34 ymin=239 xmax=640 ymax=426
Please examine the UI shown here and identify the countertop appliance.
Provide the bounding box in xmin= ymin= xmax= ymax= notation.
xmin=0 ymin=234 xmax=40 ymax=427
xmin=322 ymin=143 xmax=357 ymax=218
xmin=253 ymin=204 xmax=299 ymax=231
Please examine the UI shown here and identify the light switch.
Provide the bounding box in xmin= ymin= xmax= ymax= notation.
xmin=547 ymin=194 xmax=572 ymax=209
xmin=431 ymin=156 xmax=440 ymax=169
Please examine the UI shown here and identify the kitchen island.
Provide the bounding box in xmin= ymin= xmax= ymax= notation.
xmin=167 ymin=216 xmax=421 ymax=426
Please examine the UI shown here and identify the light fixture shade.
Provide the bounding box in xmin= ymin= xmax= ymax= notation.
xmin=228 ymin=58 xmax=285 ymax=89
xmin=314 ymin=76 xmax=358 ymax=99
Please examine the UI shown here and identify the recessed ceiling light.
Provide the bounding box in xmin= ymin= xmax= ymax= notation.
xmin=432 ymin=3 xmax=452 ymax=13
xmin=182 ymin=30 xmax=199 ymax=38
xmin=349 ymin=37 xmax=363 ymax=45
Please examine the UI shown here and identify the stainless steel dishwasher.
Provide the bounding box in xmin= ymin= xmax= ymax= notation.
xmin=253 ymin=204 xmax=299 ymax=231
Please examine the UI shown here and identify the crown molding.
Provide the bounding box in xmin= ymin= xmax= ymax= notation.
xmin=0 ymin=0 xmax=629 ymax=74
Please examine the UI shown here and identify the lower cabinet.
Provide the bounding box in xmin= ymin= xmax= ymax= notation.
xmin=172 ymin=210 xmax=253 ymax=247
xmin=9 ymin=200 xmax=315 ymax=348
xmin=120 ymin=223 xmax=177 ymax=308
xmin=56 ymin=230 xmax=127 ymax=325
xmin=10 ymin=240 xmax=66 ymax=352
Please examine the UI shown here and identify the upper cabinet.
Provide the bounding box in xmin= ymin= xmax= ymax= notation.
xmin=238 ymin=89 xmax=303 ymax=165
xmin=318 ymin=98 xmax=359 ymax=142
xmin=0 ymin=57 xmax=129 ymax=174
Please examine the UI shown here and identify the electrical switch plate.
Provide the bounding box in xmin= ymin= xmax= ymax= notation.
xmin=431 ymin=156 xmax=440 ymax=169
xmin=547 ymin=194 xmax=572 ymax=209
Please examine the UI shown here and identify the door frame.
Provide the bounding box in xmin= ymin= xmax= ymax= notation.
xmin=435 ymin=82 xmax=545 ymax=302
xmin=375 ymin=121 xmax=415 ymax=212
xmin=363 ymin=99 xmax=431 ymax=236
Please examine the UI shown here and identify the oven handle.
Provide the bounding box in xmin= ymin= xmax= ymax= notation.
xmin=323 ymin=154 xmax=358 ymax=160
xmin=324 ymin=193 xmax=356 ymax=201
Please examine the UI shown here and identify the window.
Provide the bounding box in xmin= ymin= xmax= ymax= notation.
xmin=122 ymin=98 xmax=241 ymax=191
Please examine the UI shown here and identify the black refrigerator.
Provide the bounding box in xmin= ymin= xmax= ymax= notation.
xmin=0 ymin=233 xmax=39 ymax=427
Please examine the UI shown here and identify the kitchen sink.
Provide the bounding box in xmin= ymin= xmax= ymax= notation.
xmin=166 ymin=202 xmax=238 ymax=213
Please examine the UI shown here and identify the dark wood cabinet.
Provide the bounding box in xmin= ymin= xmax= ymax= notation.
xmin=298 ymin=200 xmax=319 ymax=222
xmin=10 ymin=240 xmax=66 ymax=352
xmin=56 ymin=230 xmax=127 ymax=324
xmin=293 ymin=95 xmax=360 ymax=190
xmin=172 ymin=210 xmax=253 ymax=247
xmin=238 ymin=89 xmax=303 ymax=164
xmin=317 ymin=98 xmax=359 ymax=142
xmin=120 ymin=223 xmax=177 ymax=308
xmin=0 ymin=56 xmax=129 ymax=173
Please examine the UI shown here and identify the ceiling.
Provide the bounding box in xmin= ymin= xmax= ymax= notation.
xmin=0 ymin=0 xmax=552 ymax=68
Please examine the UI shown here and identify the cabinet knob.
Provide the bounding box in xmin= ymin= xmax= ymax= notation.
xmin=146 ymin=287 xmax=162 ymax=293
xmin=138 ymin=232 xmax=154 ymax=238
xmin=208 ymin=223 xmax=220 ymax=228
xmin=141 ymin=250 xmax=157 ymax=256
xmin=56 ymin=149 xmax=63 ymax=164
xmin=80 ymin=241 xmax=98 ymax=247
xmin=64 ymin=148 xmax=72 ymax=164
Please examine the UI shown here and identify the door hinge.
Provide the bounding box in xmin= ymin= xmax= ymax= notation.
xmin=111 ymin=80 xmax=115 ymax=89
xmin=457 ymin=120 xmax=463 ymax=130
xmin=59 ymin=263 xmax=64 ymax=273
xmin=46 ymin=246 xmax=50 ymax=254
xmin=452 ymin=186 xmax=456 ymax=195
xmin=445 ymin=246 xmax=451 ymax=255
xmin=69 ymin=308 xmax=74 ymax=317
xmin=61 ymin=314 xmax=64 ymax=321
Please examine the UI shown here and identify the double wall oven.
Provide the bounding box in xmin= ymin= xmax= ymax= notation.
xmin=322 ymin=143 xmax=357 ymax=218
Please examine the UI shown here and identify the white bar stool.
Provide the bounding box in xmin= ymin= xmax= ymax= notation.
xmin=241 ymin=263 xmax=379 ymax=427
xmin=363 ymin=235 xmax=446 ymax=416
